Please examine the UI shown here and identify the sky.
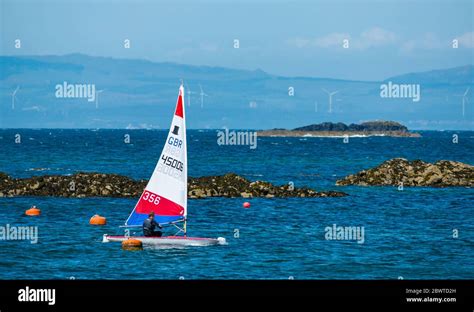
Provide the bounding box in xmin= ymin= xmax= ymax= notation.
xmin=0 ymin=0 xmax=473 ymax=81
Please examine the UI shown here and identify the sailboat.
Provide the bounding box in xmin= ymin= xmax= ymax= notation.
xmin=103 ymin=85 xmax=226 ymax=247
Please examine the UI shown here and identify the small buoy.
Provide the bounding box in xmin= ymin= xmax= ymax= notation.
xmin=243 ymin=202 xmax=251 ymax=208
xmin=122 ymin=238 xmax=143 ymax=250
xmin=25 ymin=206 xmax=41 ymax=216
xmin=89 ymin=214 xmax=106 ymax=225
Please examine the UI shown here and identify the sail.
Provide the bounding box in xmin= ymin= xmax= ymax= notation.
xmin=125 ymin=85 xmax=187 ymax=226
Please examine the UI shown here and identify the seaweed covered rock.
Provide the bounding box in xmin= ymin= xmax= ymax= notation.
xmin=336 ymin=158 xmax=473 ymax=187
xmin=0 ymin=172 xmax=348 ymax=198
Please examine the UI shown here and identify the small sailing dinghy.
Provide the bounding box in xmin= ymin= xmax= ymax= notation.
xmin=103 ymin=85 xmax=226 ymax=247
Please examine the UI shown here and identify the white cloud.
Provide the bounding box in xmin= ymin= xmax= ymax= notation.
xmin=400 ymin=40 xmax=416 ymax=53
xmin=400 ymin=33 xmax=448 ymax=54
xmin=287 ymin=27 xmax=396 ymax=50
xmin=199 ymin=42 xmax=219 ymax=52
xmin=166 ymin=42 xmax=219 ymax=59
xmin=358 ymin=27 xmax=397 ymax=48
xmin=287 ymin=28 xmax=474 ymax=52
xmin=314 ymin=33 xmax=351 ymax=48
xmin=286 ymin=37 xmax=311 ymax=48
xmin=419 ymin=32 xmax=443 ymax=49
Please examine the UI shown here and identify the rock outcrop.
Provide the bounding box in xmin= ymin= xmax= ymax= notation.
xmin=258 ymin=121 xmax=421 ymax=137
xmin=0 ymin=172 xmax=347 ymax=198
xmin=336 ymin=158 xmax=473 ymax=187
xmin=294 ymin=121 xmax=409 ymax=132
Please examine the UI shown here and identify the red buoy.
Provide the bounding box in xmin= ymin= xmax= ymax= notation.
xmin=25 ymin=206 xmax=41 ymax=216
xmin=122 ymin=238 xmax=143 ymax=250
xmin=89 ymin=215 xmax=107 ymax=225
xmin=243 ymin=202 xmax=251 ymax=208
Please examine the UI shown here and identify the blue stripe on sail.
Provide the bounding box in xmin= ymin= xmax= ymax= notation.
xmin=126 ymin=211 xmax=184 ymax=226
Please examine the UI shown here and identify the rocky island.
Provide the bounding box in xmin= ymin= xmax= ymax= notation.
xmin=336 ymin=158 xmax=473 ymax=187
xmin=258 ymin=121 xmax=421 ymax=138
xmin=0 ymin=172 xmax=347 ymax=198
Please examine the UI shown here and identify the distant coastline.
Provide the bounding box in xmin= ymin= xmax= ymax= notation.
xmin=1 ymin=54 xmax=472 ymax=130
xmin=258 ymin=121 xmax=421 ymax=138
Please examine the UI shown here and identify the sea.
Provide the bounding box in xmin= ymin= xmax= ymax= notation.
xmin=0 ymin=129 xmax=473 ymax=279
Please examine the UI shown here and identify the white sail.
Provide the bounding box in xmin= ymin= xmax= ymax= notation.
xmin=126 ymin=85 xmax=187 ymax=226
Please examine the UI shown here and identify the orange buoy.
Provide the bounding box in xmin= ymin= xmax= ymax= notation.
xmin=122 ymin=238 xmax=143 ymax=250
xmin=89 ymin=214 xmax=106 ymax=225
xmin=243 ymin=202 xmax=251 ymax=208
xmin=25 ymin=206 xmax=41 ymax=216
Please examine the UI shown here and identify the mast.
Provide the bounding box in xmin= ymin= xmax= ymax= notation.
xmin=181 ymin=83 xmax=188 ymax=236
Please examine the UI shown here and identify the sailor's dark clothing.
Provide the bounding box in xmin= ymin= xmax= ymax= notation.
xmin=143 ymin=218 xmax=163 ymax=237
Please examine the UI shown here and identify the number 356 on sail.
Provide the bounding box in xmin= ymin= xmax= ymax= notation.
xmin=142 ymin=191 xmax=161 ymax=205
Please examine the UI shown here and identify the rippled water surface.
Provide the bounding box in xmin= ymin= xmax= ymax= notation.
xmin=0 ymin=129 xmax=473 ymax=279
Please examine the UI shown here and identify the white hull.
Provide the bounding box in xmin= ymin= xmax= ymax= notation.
xmin=103 ymin=234 xmax=226 ymax=247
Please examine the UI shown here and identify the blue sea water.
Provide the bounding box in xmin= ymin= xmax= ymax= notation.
xmin=0 ymin=129 xmax=473 ymax=279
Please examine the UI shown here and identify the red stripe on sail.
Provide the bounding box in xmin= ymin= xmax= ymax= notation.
xmin=175 ymin=92 xmax=183 ymax=118
xmin=136 ymin=190 xmax=184 ymax=216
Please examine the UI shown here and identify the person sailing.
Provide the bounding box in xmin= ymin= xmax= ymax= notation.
xmin=142 ymin=212 xmax=163 ymax=237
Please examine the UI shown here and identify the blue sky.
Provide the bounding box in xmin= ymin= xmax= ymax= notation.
xmin=1 ymin=0 xmax=473 ymax=80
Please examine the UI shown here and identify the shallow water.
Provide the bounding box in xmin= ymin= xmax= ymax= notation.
xmin=0 ymin=129 xmax=473 ymax=279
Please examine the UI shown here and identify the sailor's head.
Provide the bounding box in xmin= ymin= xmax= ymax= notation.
xmin=148 ymin=212 xmax=155 ymax=220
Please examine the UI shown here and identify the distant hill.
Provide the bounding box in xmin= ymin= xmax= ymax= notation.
xmin=386 ymin=65 xmax=474 ymax=86
xmin=0 ymin=54 xmax=472 ymax=129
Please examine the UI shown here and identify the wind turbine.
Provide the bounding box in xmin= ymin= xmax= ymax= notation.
xmin=11 ymin=86 xmax=20 ymax=110
xmin=199 ymin=84 xmax=208 ymax=109
xmin=95 ymin=89 xmax=105 ymax=109
xmin=455 ymin=87 xmax=470 ymax=117
xmin=185 ymin=84 xmax=195 ymax=107
xmin=321 ymin=88 xmax=339 ymax=114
